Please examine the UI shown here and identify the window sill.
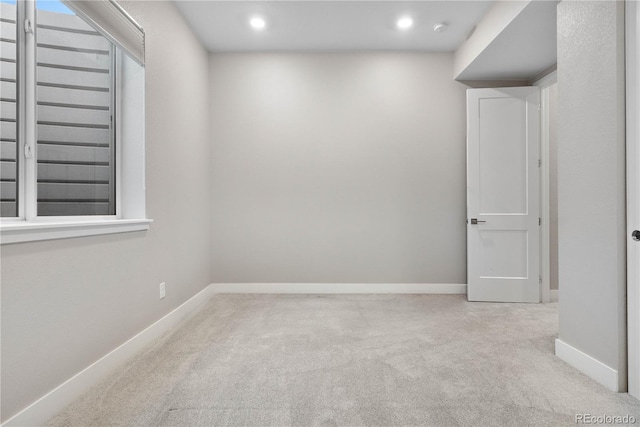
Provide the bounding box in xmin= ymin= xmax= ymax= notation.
xmin=0 ymin=219 xmax=152 ymax=245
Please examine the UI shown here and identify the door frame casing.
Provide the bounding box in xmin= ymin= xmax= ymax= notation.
xmin=626 ymin=0 xmax=640 ymax=400
xmin=535 ymin=70 xmax=558 ymax=304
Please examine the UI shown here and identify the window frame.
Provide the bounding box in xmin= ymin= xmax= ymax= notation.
xmin=0 ymin=0 xmax=150 ymax=244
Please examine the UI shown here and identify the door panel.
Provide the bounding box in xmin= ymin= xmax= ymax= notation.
xmin=626 ymin=0 xmax=640 ymax=399
xmin=467 ymin=87 xmax=540 ymax=303
xmin=479 ymin=97 xmax=528 ymax=215
xmin=479 ymin=230 xmax=528 ymax=278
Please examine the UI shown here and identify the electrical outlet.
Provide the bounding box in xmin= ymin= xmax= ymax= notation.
xmin=159 ymin=282 xmax=166 ymax=299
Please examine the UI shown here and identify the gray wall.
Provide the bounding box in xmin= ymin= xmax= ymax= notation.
xmin=209 ymin=53 xmax=468 ymax=284
xmin=0 ymin=1 xmax=211 ymax=421
xmin=557 ymin=0 xmax=626 ymax=386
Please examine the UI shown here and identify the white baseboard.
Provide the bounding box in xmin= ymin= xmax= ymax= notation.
xmin=210 ymin=283 xmax=467 ymax=294
xmin=555 ymin=338 xmax=620 ymax=392
xmin=2 ymin=284 xmax=216 ymax=427
xmin=550 ymin=289 xmax=559 ymax=303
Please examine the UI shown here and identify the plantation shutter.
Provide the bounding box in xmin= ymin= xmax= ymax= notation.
xmin=62 ymin=0 xmax=144 ymax=65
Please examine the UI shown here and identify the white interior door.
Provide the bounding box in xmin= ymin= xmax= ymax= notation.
xmin=467 ymin=87 xmax=540 ymax=303
xmin=626 ymin=0 xmax=640 ymax=399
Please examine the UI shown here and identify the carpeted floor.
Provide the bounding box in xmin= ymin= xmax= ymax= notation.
xmin=47 ymin=294 xmax=640 ymax=427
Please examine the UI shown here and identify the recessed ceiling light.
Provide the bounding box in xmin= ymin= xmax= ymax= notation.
xmin=250 ymin=16 xmax=266 ymax=30
xmin=396 ymin=17 xmax=413 ymax=30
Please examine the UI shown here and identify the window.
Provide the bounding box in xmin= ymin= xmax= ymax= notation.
xmin=0 ymin=0 xmax=150 ymax=243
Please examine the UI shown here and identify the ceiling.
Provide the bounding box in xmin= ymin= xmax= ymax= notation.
xmin=456 ymin=0 xmax=558 ymax=81
xmin=173 ymin=1 xmax=493 ymax=52
xmin=173 ymin=1 xmax=558 ymax=81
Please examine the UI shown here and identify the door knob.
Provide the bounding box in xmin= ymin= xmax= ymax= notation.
xmin=470 ymin=218 xmax=486 ymax=225
xmin=633 ymin=230 xmax=640 ymax=241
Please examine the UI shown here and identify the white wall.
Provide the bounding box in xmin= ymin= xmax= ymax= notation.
xmin=0 ymin=1 xmax=211 ymax=421
xmin=209 ymin=53 xmax=468 ymax=284
xmin=556 ymin=0 xmax=626 ymax=389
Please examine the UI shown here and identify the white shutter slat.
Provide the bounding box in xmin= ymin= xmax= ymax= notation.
xmin=0 ymin=122 xmax=16 ymax=140
xmin=37 ymin=144 xmax=110 ymax=164
xmin=0 ymin=21 xmax=16 ymax=40
xmin=37 ymin=27 xmax=112 ymax=52
xmin=37 ymin=202 xmax=110 ymax=215
xmin=38 ymin=182 xmax=110 ymax=200
xmin=0 ymin=101 xmax=16 ymax=120
xmin=0 ymin=41 xmax=16 ymax=61
xmin=0 ymin=141 xmax=16 ymax=159
xmin=1 ymin=81 xmax=16 ymax=100
xmin=0 ymin=202 xmax=16 ymax=216
xmin=1 ymin=61 xmax=16 ymax=80
xmin=1 ymin=182 xmax=16 ymax=199
xmin=38 ymin=124 xmax=110 ymax=145
xmin=38 ymin=104 xmax=111 ymax=127
xmin=0 ymin=162 xmax=16 ymax=180
xmin=38 ymin=163 xmax=110 ymax=182
xmin=37 ymin=46 xmax=111 ymax=70
xmin=38 ymin=84 xmax=110 ymax=107
xmin=37 ymin=8 xmax=95 ymax=32
xmin=37 ymin=64 xmax=111 ymax=89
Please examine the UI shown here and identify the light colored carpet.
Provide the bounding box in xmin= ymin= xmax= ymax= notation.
xmin=47 ymin=294 xmax=640 ymax=427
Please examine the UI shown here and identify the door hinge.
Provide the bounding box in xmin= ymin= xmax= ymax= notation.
xmin=539 ymin=217 xmax=541 ymax=226
xmin=24 ymin=18 xmax=34 ymax=34
xmin=539 ymin=275 xmax=542 ymax=284
xmin=538 ymin=159 xmax=542 ymax=168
